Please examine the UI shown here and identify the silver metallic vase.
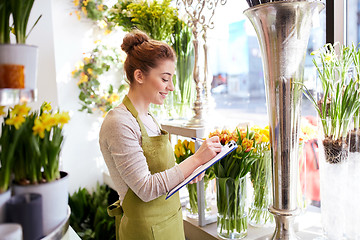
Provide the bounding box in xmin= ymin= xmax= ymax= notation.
xmin=244 ymin=1 xmax=324 ymax=239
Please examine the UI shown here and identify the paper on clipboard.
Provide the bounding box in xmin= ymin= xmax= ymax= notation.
xmin=166 ymin=140 xmax=237 ymax=200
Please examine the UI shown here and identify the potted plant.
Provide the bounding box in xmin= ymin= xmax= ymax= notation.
xmin=0 ymin=0 xmax=41 ymax=102
xmin=0 ymin=102 xmax=71 ymax=235
xmin=0 ymin=104 xmax=26 ymax=222
xmin=304 ymin=43 xmax=360 ymax=239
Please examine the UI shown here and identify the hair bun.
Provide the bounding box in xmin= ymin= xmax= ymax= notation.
xmin=121 ymin=30 xmax=150 ymax=54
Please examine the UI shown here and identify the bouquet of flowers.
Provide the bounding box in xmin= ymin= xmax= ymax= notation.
xmin=209 ymin=128 xmax=257 ymax=239
xmin=0 ymin=102 xmax=70 ymax=192
xmin=248 ymin=125 xmax=274 ymax=227
xmin=108 ymin=0 xmax=177 ymax=42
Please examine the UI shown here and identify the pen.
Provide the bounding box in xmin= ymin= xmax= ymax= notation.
xmin=191 ymin=137 xmax=204 ymax=142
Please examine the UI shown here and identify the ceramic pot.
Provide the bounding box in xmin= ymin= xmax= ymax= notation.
xmin=13 ymin=171 xmax=69 ymax=236
xmin=0 ymin=189 xmax=11 ymax=223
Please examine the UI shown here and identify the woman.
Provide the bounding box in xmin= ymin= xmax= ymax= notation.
xmin=99 ymin=30 xmax=221 ymax=240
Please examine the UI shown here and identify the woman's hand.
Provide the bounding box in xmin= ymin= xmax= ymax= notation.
xmin=178 ymin=136 xmax=221 ymax=181
xmin=192 ymin=136 xmax=222 ymax=166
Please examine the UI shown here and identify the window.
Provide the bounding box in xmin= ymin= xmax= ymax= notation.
xmin=207 ymin=0 xmax=326 ymax=127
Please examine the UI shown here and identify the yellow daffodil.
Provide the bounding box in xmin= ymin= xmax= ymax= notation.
xmin=98 ymin=20 xmax=107 ymax=29
xmin=82 ymin=6 xmax=88 ymax=16
xmin=97 ymin=4 xmax=104 ymax=11
xmin=324 ymin=53 xmax=333 ymax=62
xmin=87 ymin=68 xmax=93 ymax=75
xmin=5 ymin=115 xmax=25 ymax=130
xmin=0 ymin=106 xmax=6 ymax=116
xmin=99 ymin=107 xmax=106 ymax=113
xmin=261 ymin=134 xmax=270 ymax=143
xmin=104 ymin=29 xmax=112 ymax=35
xmin=33 ymin=118 xmax=45 ymax=138
xmin=42 ymin=102 xmax=52 ymax=112
xmin=250 ymin=125 xmax=261 ymax=133
xmin=82 ymin=0 xmax=88 ymax=6
xmin=73 ymin=0 xmax=80 ymax=6
xmin=11 ymin=103 xmax=31 ymax=117
xmin=107 ymin=93 xmax=120 ymax=104
xmin=94 ymin=39 xmax=101 ymax=44
xmin=54 ymin=112 xmax=70 ymax=128
xmin=40 ymin=113 xmax=57 ymax=131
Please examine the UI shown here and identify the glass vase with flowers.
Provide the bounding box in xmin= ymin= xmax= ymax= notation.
xmin=209 ymin=128 xmax=257 ymax=239
xmin=248 ymin=125 xmax=274 ymax=227
xmin=174 ymin=139 xmax=215 ymax=218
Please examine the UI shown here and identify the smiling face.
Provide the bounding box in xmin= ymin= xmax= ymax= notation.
xmin=140 ymin=59 xmax=175 ymax=105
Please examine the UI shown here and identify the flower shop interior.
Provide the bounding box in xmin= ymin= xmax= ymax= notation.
xmin=1 ymin=0 xmax=360 ymax=239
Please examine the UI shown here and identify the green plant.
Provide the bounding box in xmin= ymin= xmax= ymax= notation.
xmin=304 ymin=43 xmax=360 ymax=140
xmin=71 ymin=44 xmax=128 ymax=115
xmin=0 ymin=0 xmax=11 ymax=44
xmin=69 ymin=183 xmax=116 ymax=240
xmin=0 ymin=106 xmax=25 ymax=193
xmin=171 ymin=19 xmax=195 ymax=118
xmin=0 ymin=102 xmax=70 ymax=186
xmin=9 ymin=0 xmax=42 ymax=44
xmin=108 ymin=0 xmax=178 ymax=42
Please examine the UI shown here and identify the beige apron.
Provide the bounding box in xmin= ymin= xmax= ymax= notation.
xmin=108 ymin=95 xmax=185 ymax=240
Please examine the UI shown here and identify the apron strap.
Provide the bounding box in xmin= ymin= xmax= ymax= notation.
xmin=148 ymin=112 xmax=167 ymax=135
xmin=122 ymin=95 xmax=149 ymax=137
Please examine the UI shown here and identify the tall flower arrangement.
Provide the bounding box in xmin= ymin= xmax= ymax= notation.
xmin=209 ymin=128 xmax=257 ymax=239
xmin=248 ymin=125 xmax=274 ymax=227
xmin=171 ymin=19 xmax=195 ymax=119
xmin=0 ymin=102 xmax=70 ymax=190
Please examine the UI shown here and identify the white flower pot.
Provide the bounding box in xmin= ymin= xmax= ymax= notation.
xmin=0 ymin=44 xmax=38 ymax=104
xmin=13 ymin=171 xmax=69 ymax=236
xmin=0 ymin=189 xmax=11 ymax=223
xmin=0 ymin=223 xmax=23 ymax=240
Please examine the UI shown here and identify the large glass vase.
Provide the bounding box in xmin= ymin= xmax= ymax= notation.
xmin=249 ymin=150 xmax=274 ymax=227
xmin=216 ymin=176 xmax=247 ymax=239
xmin=318 ymin=118 xmax=350 ymax=240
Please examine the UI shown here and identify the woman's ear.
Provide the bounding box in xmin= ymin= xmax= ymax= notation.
xmin=134 ymin=69 xmax=144 ymax=84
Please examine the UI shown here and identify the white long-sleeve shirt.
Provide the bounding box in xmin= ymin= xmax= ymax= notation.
xmin=99 ymin=104 xmax=185 ymax=203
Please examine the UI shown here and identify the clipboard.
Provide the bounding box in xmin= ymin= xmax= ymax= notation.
xmin=166 ymin=140 xmax=237 ymax=200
